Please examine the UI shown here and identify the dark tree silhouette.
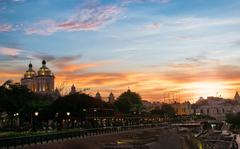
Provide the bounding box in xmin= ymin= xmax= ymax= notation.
xmin=0 ymin=80 xmax=53 ymax=130
xmin=113 ymin=89 xmax=142 ymax=113
xmin=226 ymin=112 xmax=240 ymax=129
xmin=50 ymin=93 xmax=113 ymax=129
xmin=150 ymin=104 xmax=175 ymax=117
xmin=161 ymin=104 xmax=176 ymax=117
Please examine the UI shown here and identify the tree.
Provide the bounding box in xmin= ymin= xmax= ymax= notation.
xmin=114 ymin=89 xmax=142 ymax=113
xmin=161 ymin=104 xmax=175 ymax=117
xmin=226 ymin=112 xmax=240 ymax=129
xmin=0 ymin=80 xmax=53 ymax=130
xmin=50 ymin=93 xmax=113 ymax=129
xmin=151 ymin=106 xmax=164 ymax=116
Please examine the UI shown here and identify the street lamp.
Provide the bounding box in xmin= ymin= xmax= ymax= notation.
xmin=33 ymin=112 xmax=39 ymax=131
xmin=13 ymin=113 xmax=19 ymax=117
xmin=66 ymin=112 xmax=70 ymax=116
xmin=34 ymin=112 xmax=39 ymax=116
xmin=66 ymin=112 xmax=71 ymax=128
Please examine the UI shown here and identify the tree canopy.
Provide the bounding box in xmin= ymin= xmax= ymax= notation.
xmin=151 ymin=104 xmax=175 ymax=117
xmin=226 ymin=112 xmax=240 ymax=129
xmin=50 ymin=93 xmax=113 ymax=117
xmin=113 ymin=89 xmax=142 ymax=113
xmin=0 ymin=80 xmax=52 ymax=115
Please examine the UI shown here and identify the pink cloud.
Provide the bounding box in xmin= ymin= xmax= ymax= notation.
xmin=25 ymin=6 xmax=121 ymax=35
xmin=0 ymin=47 xmax=22 ymax=56
xmin=121 ymin=0 xmax=170 ymax=5
xmin=0 ymin=24 xmax=12 ymax=32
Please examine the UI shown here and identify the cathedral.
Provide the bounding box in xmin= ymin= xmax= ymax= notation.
xmin=21 ymin=60 xmax=55 ymax=94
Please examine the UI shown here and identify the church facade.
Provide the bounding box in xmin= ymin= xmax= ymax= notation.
xmin=21 ymin=60 xmax=55 ymax=94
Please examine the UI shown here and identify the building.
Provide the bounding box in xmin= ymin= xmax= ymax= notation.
xmin=96 ymin=92 xmax=102 ymax=100
xmin=108 ymin=92 xmax=115 ymax=103
xmin=234 ymin=91 xmax=240 ymax=102
xmin=142 ymin=100 xmax=162 ymax=111
xmin=171 ymin=101 xmax=192 ymax=115
xmin=191 ymin=96 xmax=240 ymax=120
xmin=21 ymin=60 xmax=55 ymax=94
xmin=69 ymin=84 xmax=77 ymax=94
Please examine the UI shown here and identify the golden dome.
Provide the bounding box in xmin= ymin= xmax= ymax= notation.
xmin=38 ymin=60 xmax=52 ymax=76
xmin=24 ymin=63 xmax=36 ymax=79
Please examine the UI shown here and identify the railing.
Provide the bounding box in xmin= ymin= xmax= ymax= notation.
xmin=0 ymin=123 xmax=164 ymax=149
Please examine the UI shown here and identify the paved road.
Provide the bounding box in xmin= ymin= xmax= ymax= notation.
xmin=14 ymin=127 xmax=197 ymax=149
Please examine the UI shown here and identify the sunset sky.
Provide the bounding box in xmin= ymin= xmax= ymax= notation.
xmin=1 ymin=0 xmax=240 ymax=102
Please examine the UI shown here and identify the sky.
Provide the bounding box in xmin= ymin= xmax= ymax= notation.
xmin=1 ymin=0 xmax=240 ymax=102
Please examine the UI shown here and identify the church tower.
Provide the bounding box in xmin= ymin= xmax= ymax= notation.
xmin=96 ymin=92 xmax=102 ymax=100
xmin=21 ymin=60 xmax=54 ymax=94
xmin=234 ymin=91 xmax=240 ymax=102
xmin=21 ymin=63 xmax=36 ymax=91
xmin=108 ymin=92 xmax=115 ymax=104
xmin=34 ymin=60 xmax=54 ymax=93
xmin=69 ymin=84 xmax=76 ymax=94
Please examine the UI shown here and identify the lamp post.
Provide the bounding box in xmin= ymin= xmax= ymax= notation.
xmin=94 ymin=109 xmax=98 ymax=127
xmin=66 ymin=112 xmax=70 ymax=116
xmin=33 ymin=112 xmax=39 ymax=131
xmin=66 ymin=112 xmax=70 ymax=128
xmin=82 ymin=109 xmax=87 ymax=127
xmin=13 ymin=113 xmax=19 ymax=128
xmin=34 ymin=112 xmax=39 ymax=117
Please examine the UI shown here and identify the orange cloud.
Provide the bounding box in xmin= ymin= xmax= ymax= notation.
xmin=0 ymin=71 xmax=22 ymax=83
xmin=61 ymin=63 xmax=100 ymax=72
xmin=53 ymin=62 xmax=240 ymax=102
xmin=1 ymin=59 xmax=240 ymax=103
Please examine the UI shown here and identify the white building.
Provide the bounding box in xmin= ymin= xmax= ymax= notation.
xmin=191 ymin=96 xmax=240 ymax=120
xmin=21 ymin=60 xmax=55 ymax=94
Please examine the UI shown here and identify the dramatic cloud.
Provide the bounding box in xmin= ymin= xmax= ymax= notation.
xmin=25 ymin=6 xmax=121 ymax=35
xmin=0 ymin=24 xmax=12 ymax=32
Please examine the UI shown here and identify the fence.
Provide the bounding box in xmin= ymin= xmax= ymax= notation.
xmin=0 ymin=123 xmax=164 ymax=149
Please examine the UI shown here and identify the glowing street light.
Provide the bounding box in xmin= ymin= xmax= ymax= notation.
xmin=13 ymin=113 xmax=19 ymax=117
xmin=66 ymin=112 xmax=70 ymax=116
xmin=34 ymin=112 xmax=39 ymax=116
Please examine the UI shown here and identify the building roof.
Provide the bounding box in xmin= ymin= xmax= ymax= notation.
xmin=37 ymin=60 xmax=53 ymax=76
xmin=23 ymin=63 xmax=36 ymax=79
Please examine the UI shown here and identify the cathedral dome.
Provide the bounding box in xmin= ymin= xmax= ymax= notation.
xmin=38 ymin=60 xmax=52 ymax=76
xmin=42 ymin=60 xmax=46 ymax=65
xmin=24 ymin=63 xmax=36 ymax=79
